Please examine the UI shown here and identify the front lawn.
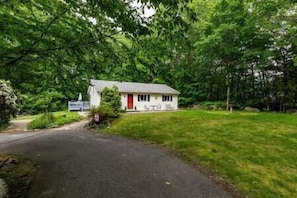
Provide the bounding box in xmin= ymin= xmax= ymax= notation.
xmin=101 ymin=110 xmax=297 ymax=197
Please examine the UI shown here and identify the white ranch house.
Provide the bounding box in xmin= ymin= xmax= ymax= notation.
xmin=88 ymin=79 xmax=180 ymax=111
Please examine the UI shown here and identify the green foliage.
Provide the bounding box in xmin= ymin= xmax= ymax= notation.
xmin=0 ymin=0 xmax=191 ymax=114
xmin=102 ymin=110 xmax=297 ymax=197
xmin=193 ymin=101 xmax=226 ymax=110
xmin=51 ymin=111 xmax=82 ymax=126
xmin=130 ymin=0 xmax=296 ymax=111
xmin=2 ymin=0 xmax=297 ymax=114
xmin=178 ymin=97 xmax=195 ymax=107
xmin=28 ymin=111 xmax=81 ymax=129
xmin=20 ymin=90 xmax=66 ymax=115
xmin=28 ymin=112 xmax=54 ymax=129
xmin=101 ymin=86 xmax=122 ymax=113
xmin=0 ymin=122 xmax=9 ymax=131
xmin=89 ymin=102 xmax=117 ymax=125
xmin=0 ymin=0 xmax=188 ymax=113
xmin=0 ymin=79 xmax=17 ymax=127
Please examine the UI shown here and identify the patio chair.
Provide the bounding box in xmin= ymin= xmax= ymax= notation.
xmin=144 ymin=105 xmax=150 ymax=111
xmin=157 ymin=104 xmax=161 ymax=110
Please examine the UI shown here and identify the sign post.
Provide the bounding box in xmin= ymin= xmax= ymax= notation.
xmin=94 ymin=113 xmax=100 ymax=123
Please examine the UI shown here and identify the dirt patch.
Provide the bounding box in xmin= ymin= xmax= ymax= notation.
xmin=51 ymin=119 xmax=89 ymax=131
xmin=1 ymin=117 xmax=89 ymax=134
xmin=1 ymin=120 xmax=32 ymax=134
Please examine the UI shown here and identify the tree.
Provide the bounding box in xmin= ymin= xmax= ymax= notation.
xmin=0 ymin=79 xmax=17 ymax=127
xmin=20 ymin=90 xmax=65 ymax=115
xmin=0 ymin=0 xmax=191 ymax=113
xmin=251 ymin=0 xmax=297 ymax=111
xmin=187 ymin=0 xmax=297 ymax=111
xmin=3 ymin=0 xmax=296 ymax=112
xmin=101 ymin=86 xmax=122 ymax=113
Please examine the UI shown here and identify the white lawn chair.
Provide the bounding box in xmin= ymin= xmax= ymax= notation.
xmin=157 ymin=104 xmax=161 ymax=110
xmin=144 ymin=105 xmax=150 ymax=111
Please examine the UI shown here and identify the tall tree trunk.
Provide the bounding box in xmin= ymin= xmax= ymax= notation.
xmin=226 ymin=75 xmax=231 ymax=111
xmin=281 ymin=48 xmax=289 ymax=112
xmin=251 ymin=63 xmax=255 ymax=98
xmin=261 ymin=70 xmax=270 ymax=111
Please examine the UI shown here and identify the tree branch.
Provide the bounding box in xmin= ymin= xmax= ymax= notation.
xmin=30 ymin=33 xmax=117 ymax=53
xmin=2 ymin=10 xmax=67 ymax=67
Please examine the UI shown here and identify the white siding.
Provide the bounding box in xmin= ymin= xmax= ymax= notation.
xmin=151 ymin=94 xmax=178 ymax=110
xmin=120 ymin=93 xmax=178 ymax=111
xmin=120 ymin=93 xmax=128 ymax=109
xmin=89 ymin=86 xmax=179 ymax=111
xmin=88 ymin=86 xmax=101 ymax=108
xmin=172 ymin=95 xmax=178 ymax=109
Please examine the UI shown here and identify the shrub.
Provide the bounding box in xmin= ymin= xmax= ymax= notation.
xmin=0 ymin=80 xmax=17 ymax=128
xmin=53 ymin=112 xmax=81 ymax=126
xmin=101 ymin=86 xmax=121 ymax=113
xmin=193 ymin=101 xmax=226 ymax=110
xmin=178 ymin=97 xmax=194 ymax=107
xmin=28 ymin=111 xmax=81 ymax=129
xmin=89 ymin=102 xmax=116 ymax=125
xmin=28 ymin=112 xmax=54 ymax=129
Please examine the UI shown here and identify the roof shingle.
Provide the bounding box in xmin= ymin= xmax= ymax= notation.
xmin=90 ymin=79 xmax=180 ymax=94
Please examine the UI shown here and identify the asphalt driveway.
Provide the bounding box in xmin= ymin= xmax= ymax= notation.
xmin=0 ymin=129 xmax=230 ymax=198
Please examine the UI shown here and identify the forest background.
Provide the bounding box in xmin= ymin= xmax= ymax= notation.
xmin=1 ymin=0 xmax=297 ymax=114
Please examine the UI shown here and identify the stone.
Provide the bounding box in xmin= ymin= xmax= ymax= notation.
xmin=5 ymin=158 xmax=18 ymax=165
xmin=286 ymin=109 xmax=297 ymax=114
xmin=192 ymin=105 xmax=201 ymax=110
xmin=0 ymin=179 xmax=7 ymax=198
xmin=0 ymin=158 xmax=19 ymax=170
xmin=244 ymin=106 xmax=260 ymax=112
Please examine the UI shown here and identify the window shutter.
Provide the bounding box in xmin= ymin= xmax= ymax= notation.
xmin=148 ymin=95 xmax=150 ymax=102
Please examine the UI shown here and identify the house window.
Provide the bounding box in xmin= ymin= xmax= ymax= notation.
xmin=138 ymin=94 xmax=150 ymax=102
xmin=162 ymin=95 xmax=172 ymax=102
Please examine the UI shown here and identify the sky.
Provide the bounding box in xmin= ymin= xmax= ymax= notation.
xmin=87 ymin=1 xmax=156 ymax=26
xmin=130 ymin=1 xmax=155 ymax=18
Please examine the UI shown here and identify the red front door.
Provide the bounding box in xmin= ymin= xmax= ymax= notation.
xmin=127 ymin=94 xmax=133 ymax=109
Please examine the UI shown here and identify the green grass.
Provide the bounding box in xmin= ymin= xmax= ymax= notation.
xmin=13 ymin=111 xmax=72 ymax=121
xmin=13 ymin=114 xmax=39 ymax=120
xmin=101 ymin=110 xmax=297 ymax=197
xmin=28 ymin=111 xmax=82 ymax=129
